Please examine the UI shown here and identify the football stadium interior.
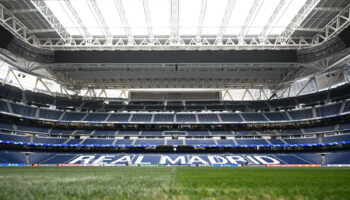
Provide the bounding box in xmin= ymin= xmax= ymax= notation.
xmin=1 ymin=0 xmax=350 ymax=199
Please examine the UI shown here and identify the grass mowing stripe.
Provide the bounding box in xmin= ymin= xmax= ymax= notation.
xmin=0 ymin=167 xmax=349 ymax=200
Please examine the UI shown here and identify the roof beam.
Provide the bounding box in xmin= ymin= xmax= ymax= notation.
xmin=113 ymin=0 xmax=133 ymax=39
xmin=170 ymin=0 xmax=179 ymax=40
xmin=0 ymin=3 xmax=40 ymax=46
xmin=196 ymin=0 xmax=207 ymax=39
xmin=9 ymin=9 xmax=38 ymax=14
xmin=90 ymin=0 xmax=112 ymax=39
xmin=142 ymin=0 xmax=153 ymax=39
xmin=30 ymin=0 xmax=72 ymax=43
xmin=238 ymin=0 xmax=263 ymax=41
xmin=296 ymin=27 xmax=323 ymax=32
xmin=28 ymin=28 xmax=56 ymax=33
xmin=259 ymin=0 xmax=287 ymax=42
xmin=64 ymin=0 xmax=92 ymax=41
xmin=279 ymin=0 xmax=321 ymax=43
xmin=217 ymin=0 xmax=236 ymax=39
xmin=312 ymin=3 xmax=350 ymax=44
xmin=314 ymin=7 xmax=345 ymax=12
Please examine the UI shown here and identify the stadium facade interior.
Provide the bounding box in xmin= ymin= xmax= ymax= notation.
xmin=0 ymin=0 xmax=350 ymax=166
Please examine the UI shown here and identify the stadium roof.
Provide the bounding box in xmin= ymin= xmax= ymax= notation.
xmin=0 ymin=0 xmax=350 ymax=50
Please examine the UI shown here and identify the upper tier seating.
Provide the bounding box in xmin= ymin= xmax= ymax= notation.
xmin=2 ymin=83 xmax=350 ymax=114
xmin=247 ymin=101 xmax=270 ymax=110
xmin=315 ymin=103 xmax=342 ymax=117
xmin=206 ymin=105 xmax=226 ymax=111
xmin=39 ymin=109 xmax=63 ymax=120
xmin=322 ymin=134 xmax=350 ymax=143
xmin=10 ymin=103 xmax=37 ymax=117
xmin=0 ymin=100 xmax=9 ymax=112
xmin=329 ymin=84 xmax=350 ymax=101
xmin=130 ymin=114 xmax=153 ymax=122
xmin=186 ymin=105 xmax=205 ymax=111
xmin=84 ymin=113 xmax=109 ymax=121
xmin=288 ymin=109 xmax=313 ymax=120
xmin=81 ymin=100 xmax=104 ymax=110
xmin=153 ymin=114 xmax=174 ymax=122
xmin=197 ymin=114 xmax=220 ymax=122
xmin=61 ymin=112 xmax=86 ymax=121
xmin=107 ymin=113 xmax=131 ymax=122
xmin=241 ymin=113 xmax=268 ymax=121
xmin=55 ymin=97 xmax=82 ymax=108
xmin=339 ymin=122 xmax=350 ymax=130
xmin=297 ymin=91 xmax=328 ymax=105
xmin=176 ymin=114 xmax=196 ymax=122
xmin=0 ymin=122 xmax=13 ymax=130
xmin=264 ymin=112 xmax=289 ymax=121
xmin=0 ymin=84 xmax=22 ymax=101
xmin=219 ymin=113 xmax=243 ymax=122
xmin=24 ymin=91 xmax=54 ymax=105
xmin=268 ymin=98 xmax=296 ymax=109
xmin=344 ymin=101 xmax=350 ymax=112
xmin=145 ymin=105 xmax=165 ymax=111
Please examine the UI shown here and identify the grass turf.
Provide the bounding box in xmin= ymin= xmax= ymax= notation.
xmin=0 ymin=167 xmax=349 ymax=200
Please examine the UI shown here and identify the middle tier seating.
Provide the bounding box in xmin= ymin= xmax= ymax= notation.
xmin=1 ymin=132 xmax=350 ymax=146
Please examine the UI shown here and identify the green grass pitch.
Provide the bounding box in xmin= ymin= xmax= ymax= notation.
xmin=0 ymin=167 xmax=349 ymax=200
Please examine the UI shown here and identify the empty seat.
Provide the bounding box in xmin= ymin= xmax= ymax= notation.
xmin=284 ymin=137 xmax=319 ymax=144
xmin=117 ymin=131 xmax=139 ymax=135
xmin=264 ymin=112 xmax=289 ymax=121
xmin=187 ymin=131 xmax=209 ymax=136
xmin=197 ymin=114 xmax=219 ymax=122
xmin=216 ymin=140 xmax=234 ymax=145
xmin=176 ymin=114 xmax=196 ymax=122
xmin=61 ymin=112 xmax=86 ymax=121
xmin=84 ymin=113 xmax=109 ymax=121
xmin=288 ymin=109 xmax=313 ymax=120
xmin=316 ymin=103 xmax=342 ymax=117
xmin=141 ymin=131 xmax=163 ymax=136
xmin=10 ymin=103 xmax=37 ymax=117
xmin=241 ymin=113 xmax=268 ymax=121
xmin=83 ymin=139 xmax=114 ymax=145
xmin=39 ymin=109 xmax=63 ymax=120
xmin=134 ymin=140 xmax=164 ymax=145
xmin=235 ymin=139 xmax=269 ymax=145
xmin=107 ymin=113 xmax=131 ymax=122
xmin=166 ymin=140 xmax=184 ymax=145
xmin=153 ymin=114 xmax=174 ymax=122
xmin=130 ymin=114 xmax=152 ymax=122
xmin=219 ymin=113 xmax=242 ymax=122
xmin=93 ymin=130 xmax=116 ymax=136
